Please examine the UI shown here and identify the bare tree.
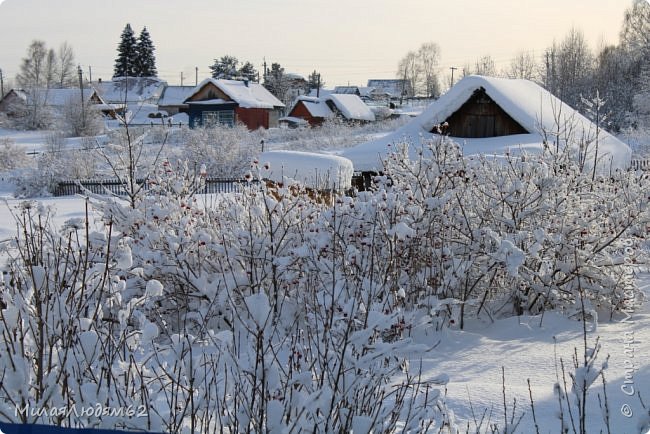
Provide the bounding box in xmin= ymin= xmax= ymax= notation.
xmin=45 ymin=48 xmax=57 ymax=89
xmin=474 ymin=54 xmax=497 ymax=76
xmin=397 ymin=50 xmax=419 ymax=101
xmin=543 ymin=28 xmax=594 ymax=107
xmin=16 ymin=40 xmax=48 ymax=89
xmin=15 ymin=40 xmax=52 ymax=129
xmin=506 ymin=50 xmax=538 ymax=80
xmin=418 ymin=42 xmax=441 ymax=97
xmin=56 ymin=42 xmax=76 ymax=88
xmin=620 ymin=0 xmax=650 ymax=60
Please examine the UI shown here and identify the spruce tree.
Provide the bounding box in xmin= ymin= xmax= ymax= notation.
xmin=210 ymin=55 xmax=239 ymax=79
xmin=239 ymin=61 xmax=258 ymax=82
xmin=134 ymin=27 xmax=157 ymax=77
xmin=113 ymin=23 xmax=137 ymax=78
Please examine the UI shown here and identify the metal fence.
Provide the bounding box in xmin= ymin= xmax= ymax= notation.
xmin=54 ymin=177 xmax=256 ymax=197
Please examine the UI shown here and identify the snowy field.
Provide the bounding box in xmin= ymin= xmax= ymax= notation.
xmin=1 ymin=188 xmax=648 ymax=433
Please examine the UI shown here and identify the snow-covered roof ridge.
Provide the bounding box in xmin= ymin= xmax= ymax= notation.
xmin=289 ymin=96 xmax=334 ymax=119
xmin=11 ymin=88 xmax=105 ymax=107
xmin=325 ymin=94 xmax=375 ymax=122
xmin=95 ymin=77 xmax=167 ymax=104
xmin=342 ymin=75 xmax=631 ymax=172
xmin=158 ymin=85 xmax=196 ymax=106
xmin=187 ymin=78 xmax=285 ymax=109
xmin=415 ymin=75 xmax=604 ymax=137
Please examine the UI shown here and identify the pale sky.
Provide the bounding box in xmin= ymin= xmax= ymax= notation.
xmin=0 ymin=0 xmax=632 ymax=88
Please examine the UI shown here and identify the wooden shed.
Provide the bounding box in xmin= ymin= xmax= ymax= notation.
xmin=287 ymin=97 xmax=334 ymax=127
xmin=442 ymin=87 xmax=528 ymax=138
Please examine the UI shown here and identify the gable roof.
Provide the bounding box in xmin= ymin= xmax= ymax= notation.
xmin=94 ymin=77 xmax=167 ymax=104
xmin=324 ymin=94 xmax=375 ymax=122
xmin=186 ymin=78 xmax=284 ymax=109
xmin=158 ymin=85 xmax=196 ymax=106
xmin=342 ymin=75 xmax=631 ymax=171
xmin=333 ymin=86 xmax=360 ymax=95
xmin=290 ymin=96 xmax=334 ymax=118
xmin=367 ymin=79 xmax=412 ymax=97
xmin=3 ymin=88 xmax=104 ymax=107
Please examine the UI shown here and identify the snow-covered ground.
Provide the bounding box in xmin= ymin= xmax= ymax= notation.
xmin=0 ymin=190 xmax=648 ymax=433
xmin=417 ymin=294 xmax=650 ymax=433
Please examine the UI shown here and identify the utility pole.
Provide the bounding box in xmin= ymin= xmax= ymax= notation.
xmin=181 ymin=71 xmax=184 ymax=86
xmin=450 ymin=66 xmax=458 ymax=87
xmin=317 ymin=73 xmax=321 ymax=98
xmin=88 ymin=65 xmax=92 ymax=84
xmin=195 ymin=67 xmax=198 ymax=86
xmin=78 ymin=65 xmax=85 ymax=129
xmin=263 ymin=58 xmax=267 ymax=81
xmin=0 ymin=68 xmax=4 ymax=97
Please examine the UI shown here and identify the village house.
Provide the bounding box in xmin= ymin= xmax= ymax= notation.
xmin=185 ymin=78 xmax=285 ymax=129
xmin=285 ymin=94 xmax=375 ymax=126
xmin=157 ymin=85 xmax=196 ymax=116
xmin=367 ymin=79 xmax=414 ymax=100
xmin=344 ymin=75 xmax=631 ymax=173
xmin=0 ymin=87 xmax=115 ymax=119
xmin=94 ymin=76 xmax=166 ymax=105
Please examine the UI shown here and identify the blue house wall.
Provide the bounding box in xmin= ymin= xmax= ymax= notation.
xmin=187 ymin=102 xmax=238 ymax=128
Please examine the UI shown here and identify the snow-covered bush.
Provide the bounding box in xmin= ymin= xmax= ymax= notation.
xmin=0 ymin=138 xmax=30 ymax=170
xmin=58 ymin=98 xmax=105 ymax=137
xmin=0 ymin=202 xmax=149 ymax=428
xmin=1 ymin=133 xmax=647 ymax=431
xmin=379 ymin=136 xmax=648 ymax=326
xmin=86 ymin=161 xmax=455 ymax=432
xmin=179 ymin=124 xmax=260 ymax=178
xmin=13 ymin=138 xmax=99 ymax=197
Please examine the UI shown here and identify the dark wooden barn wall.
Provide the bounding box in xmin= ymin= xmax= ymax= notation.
xmin=441 ymin=88 xmax=528 ymax=138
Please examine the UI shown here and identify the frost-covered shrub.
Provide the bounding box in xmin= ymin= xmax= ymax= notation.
xmin=179 ymin=124 xmax=260 ymax=178
xmin=379 ymin=137 xmax=648 ymax=326
xmin=84 ymin=162 xmax=456 ymax=432
xmin=58 ymin=99 xmax=105 ymax=137
xmin=0 ymin=202 xmax=152 ymax=428
xmin=0 ymin=138 xmax=30 ymax=170
xmin=2 ymin=133 xmax=647 ymax=431
xmin=13 ymin=145 xmax=99 ymax=197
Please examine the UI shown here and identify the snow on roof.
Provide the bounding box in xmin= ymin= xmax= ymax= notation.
xmin=187 ymin=78 xmax=285 ymax=109
xmin=46 ymin=88 xmax=100 ymax=106
xmin=187 ymin=99 xmax=231 ymax=105
xmin=333 ymin=86 xmax=360 ymax=94
xmin=94 ymin=77 xmax=167 ymax=104
xmin=343 ymin=75 xmax=631 ymax=172
xmin=13 ymin=88 xmax=102 ymax=107
xmin=158 ymin=85 xmax=196 ymax=106
xmin=292 ymin=96 xmax=334 ymax=118
xmin=367 ymin=79 xmax=410 ymax=97
xmin=307 ymin=88 xmax=333 ymax=98
xmin=279 ymin=116 xmax=309 ymax=124
xmin=284 ymin=72 xmax=306 ymax=81
xmin=258 ymin=150 xmax=354 ymax=190
xmin=325 ymin=94 xmax=375 ymax=122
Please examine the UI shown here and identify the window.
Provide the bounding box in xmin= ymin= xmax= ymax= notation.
xmin=202 ymin=110 xmax=234 ymax=127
